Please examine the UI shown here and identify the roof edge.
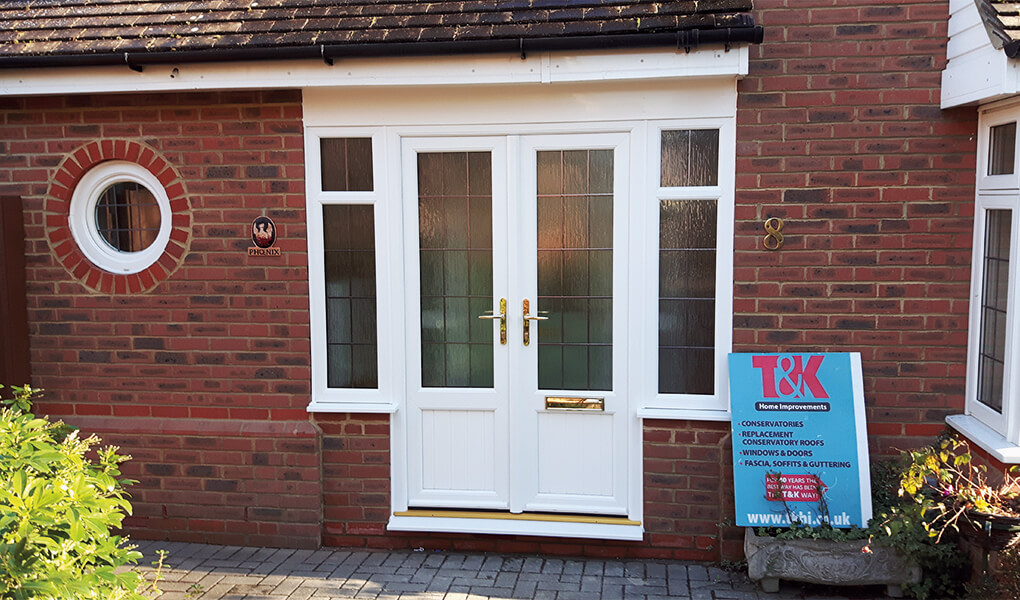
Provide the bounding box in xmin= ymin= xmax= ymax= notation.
xmin=0 ymin=27 xmax=763 ymax=70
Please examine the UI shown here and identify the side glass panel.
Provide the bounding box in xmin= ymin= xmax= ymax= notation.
xmin=536 ymin=149 xmax=613 ymax=391
xmin=661 ymin=129 xmax=719 ymax=187
xmin=321 ymin=138 xmax=374 ymax=191
xmin=323 ymin=205 xmax=378 ymax=388
xmin=418 ymin=152 xmax=494 ymax=388
xmin=989 ymin=123 xmax=1017 ymax=177
xmin=658 ymin=200 xmax=716 ymax=394
xmin=977 ymin=209 xmax=1012 ymax=413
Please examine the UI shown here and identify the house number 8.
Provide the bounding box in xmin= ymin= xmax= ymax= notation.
xmin=763 ymin=217 xmax=784 ymax=251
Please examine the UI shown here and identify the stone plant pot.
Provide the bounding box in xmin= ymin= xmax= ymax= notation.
xmin=957 ymin=510 xmax=1020 ymax=580
xmin=744 ymin=527 xmax=922 ymax=597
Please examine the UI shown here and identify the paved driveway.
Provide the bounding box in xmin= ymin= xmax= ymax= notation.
xmin=134 ymin=540 xmax=885 ymax=600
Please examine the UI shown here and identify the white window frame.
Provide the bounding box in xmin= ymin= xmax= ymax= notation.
xmin=69 ymin=160 xmax=172 ymax=275
xmin=304 ymin=78 xmax=737 ymax=420
xmin=305 ymin=127 xmax=402 ymax=413
xmin=954 ymin=99 xmax=1020 ymax=462
xmin=636 ymin=118 xmax=736 ymax=418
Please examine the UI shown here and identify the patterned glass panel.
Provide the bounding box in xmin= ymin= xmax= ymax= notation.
xmin=419 ymin=152 xmax=494 ymax=388
xmin=989 ymin=123 xmax=1017 ymax=176
xmin=324 ymin=205 xmax=378 ymax=387
xmin=659 ymin=199 xmax=716 ymax=395
xmin=661 ymin=129 xmax=719 ymax=187
xmin=321 ymin=138 xmax=374 ymax=191
xmin=977 ymin=209 xmax=1011 ymax=413
xmin=537 ymin=149 xmax=613 ymax=391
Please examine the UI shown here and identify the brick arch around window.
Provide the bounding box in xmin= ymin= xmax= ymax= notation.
xmin=45 ymin=140 xmax=191 ymax=294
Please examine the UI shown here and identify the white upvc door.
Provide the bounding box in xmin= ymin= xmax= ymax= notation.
xmin=403 ymin=133 xmax=630 ymax=516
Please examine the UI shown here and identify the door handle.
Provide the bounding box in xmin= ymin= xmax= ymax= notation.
xmin=478 ymin=297 xmax=507 ymax=345
xmin=522 ymin=298 xmax=548 ymax=346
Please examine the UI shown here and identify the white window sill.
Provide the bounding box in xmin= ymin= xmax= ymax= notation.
xmin=637 ymin=408 xmax=731 ymax=421
xmin=307 ymin=401 xmax=398 ymax=414
xmin=946 ymin=414 xmax=1020 ymax=465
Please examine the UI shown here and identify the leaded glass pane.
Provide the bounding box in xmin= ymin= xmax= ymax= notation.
xmin=95 ymin=182 xmax=161 ymax=252
xmin=661 ymin=129 xmax=719 ymax=187
xmin=977 ymin=209 xmax=1012 ymax=412
xmin=321 ymin=138 xmax=373 ymax=191
xmin=658 ymin=199 xmax=717 ymax=395
xmin=418 ymin=152 xmax=494 ymax=388
xmin=537 ymin=149 xmax=613 ymax=391
xmin=324 ymin=204 xmax=378 ymax=388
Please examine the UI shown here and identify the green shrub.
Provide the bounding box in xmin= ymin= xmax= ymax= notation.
xmin=0 ymin=385 xmax=152 ymax=599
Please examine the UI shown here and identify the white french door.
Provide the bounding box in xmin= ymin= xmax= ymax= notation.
xmin=403 ymin=133 xmax=630 ymax=516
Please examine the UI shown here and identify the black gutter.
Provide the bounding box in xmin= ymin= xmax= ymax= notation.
xmin=0 ymin=26 xmax=764 ymax=70
xmin=1006 ymin=39 xmax=1020 ymax=59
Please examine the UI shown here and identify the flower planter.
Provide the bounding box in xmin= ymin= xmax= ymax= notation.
xmin=957 ymin=510 xmax=1020 ymax=581
xmin=744 ymin=528 xmax=922 ymax=597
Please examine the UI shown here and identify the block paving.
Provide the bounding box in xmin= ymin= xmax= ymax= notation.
xmin=134 ymin=541 xmax=884 ymax=600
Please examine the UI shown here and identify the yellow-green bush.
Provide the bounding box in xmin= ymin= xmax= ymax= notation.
xmin=0 ymin=385 xmax=149 ymax=599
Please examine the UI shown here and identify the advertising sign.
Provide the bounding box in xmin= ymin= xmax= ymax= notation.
xmin=729 ymin=353 xmax=871 ymax=528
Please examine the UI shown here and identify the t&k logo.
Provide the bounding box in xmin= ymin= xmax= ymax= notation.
xmin=752 ymin=354 xmax=829 ymax=400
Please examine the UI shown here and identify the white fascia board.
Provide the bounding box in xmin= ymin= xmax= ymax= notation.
xmin=0 ymin=46 xmax=748 ymax=97
xmin=941 ymin=45 xmax=1014 ymax=108
xmin=941 ymin=0 xmax=1018 ymax=108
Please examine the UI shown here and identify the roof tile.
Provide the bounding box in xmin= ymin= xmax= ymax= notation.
xmin=0 ymin=0 xmax=756 ymax=62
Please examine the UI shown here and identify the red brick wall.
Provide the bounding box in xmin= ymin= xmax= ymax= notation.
xmin=0 ymin=90 xmax=316 ymax=548
xmin=736 ymin=0 xmax=975 ymax=462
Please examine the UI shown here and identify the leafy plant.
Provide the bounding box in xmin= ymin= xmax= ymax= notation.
xmin=0 ymin=384 xmax=158 ymax=599
xmin=752 ymin=458 xmax=968 ymax=599
xmin=899 ymin=433 xmax=1020 ymax=541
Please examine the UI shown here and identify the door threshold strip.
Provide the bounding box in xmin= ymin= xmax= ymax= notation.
xmin=393 ymin=509 xmax=640 ymax=527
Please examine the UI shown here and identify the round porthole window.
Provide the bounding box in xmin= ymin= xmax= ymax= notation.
xmin=69 ymin=161 xmax=172 ymax=274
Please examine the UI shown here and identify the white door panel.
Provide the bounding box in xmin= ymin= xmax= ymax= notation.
xmin=405 ymin=133 xmax=630 ymax=515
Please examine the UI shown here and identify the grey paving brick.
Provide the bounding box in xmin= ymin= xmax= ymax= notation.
xmin=600 ymin=581 xmax=626 ymax=600
xmin=493 ymin=571 xmax=517 ymax=588
xmin=577 ymin=560 xmax=599 ymax=576
xmin=511 ymin=578 xmax=537 ymax=598
xmin=535 ymin=578 xmax=581 ymax=592
xmin=424 ymin=575 xmax=455 ymax=593
xmin=604 ymin=561 xmax=625 ymax=577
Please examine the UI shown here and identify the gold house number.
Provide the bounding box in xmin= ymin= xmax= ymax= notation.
xmin=763 ymin=217 xmax=785 ymax=251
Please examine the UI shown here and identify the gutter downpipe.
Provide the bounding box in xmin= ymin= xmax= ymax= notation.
xmin=0 ymin=27 xmax=764 ymax=71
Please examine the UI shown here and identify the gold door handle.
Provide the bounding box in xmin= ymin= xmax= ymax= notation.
xmin=478 ymin=297 xmax=507 ymax=345
xmin=522 ymin=299 xmax=548 ymax=346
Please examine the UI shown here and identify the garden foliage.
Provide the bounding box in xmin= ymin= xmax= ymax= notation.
xmin=0 ymin=385 xmax=149 ymax=599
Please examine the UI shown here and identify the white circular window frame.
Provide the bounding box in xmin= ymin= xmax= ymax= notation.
xmin=68 ymin=161 xmax=173 ymax=275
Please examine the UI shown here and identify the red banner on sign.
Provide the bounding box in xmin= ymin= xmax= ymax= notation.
xmin=764 ymin=473 xmax=827 ymax=502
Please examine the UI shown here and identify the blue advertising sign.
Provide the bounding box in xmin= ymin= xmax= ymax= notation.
xmin=729 ymin=353 xmax=871 ymax=528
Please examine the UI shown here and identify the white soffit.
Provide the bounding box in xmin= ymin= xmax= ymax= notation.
xmin=0 ymin=47 xmax=748 ymax=97
xmin=942 ymin=0 xmax=1019 ymax=107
